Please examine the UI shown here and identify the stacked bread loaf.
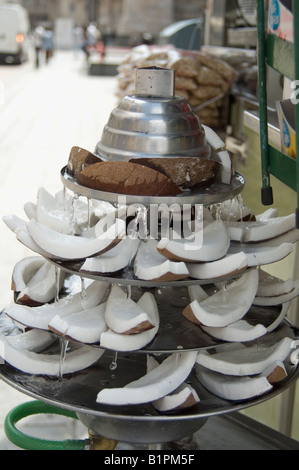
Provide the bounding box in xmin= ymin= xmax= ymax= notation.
xmin=116 ymin=45 xmax=237 ymax=129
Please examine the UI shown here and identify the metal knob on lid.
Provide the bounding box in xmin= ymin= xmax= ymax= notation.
xmin=94 ymin=67 xmax=210 ymax=162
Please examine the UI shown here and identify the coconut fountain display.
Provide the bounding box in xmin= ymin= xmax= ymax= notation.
xmin=1 ymin=67 xmax=299 ymax=448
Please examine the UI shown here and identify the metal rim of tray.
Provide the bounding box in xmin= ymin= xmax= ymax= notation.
xmin=48 ymin=257 xmax=246 ymax=288
xmin=60 ymin=166 xmax=246 ymax=206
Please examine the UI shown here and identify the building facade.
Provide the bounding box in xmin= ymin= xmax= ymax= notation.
xmin=7 ymin=0 xmax=206 ymax=42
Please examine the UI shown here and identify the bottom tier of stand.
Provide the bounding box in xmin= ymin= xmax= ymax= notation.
xmin=0 ymin=320 xmax=298 ymax=444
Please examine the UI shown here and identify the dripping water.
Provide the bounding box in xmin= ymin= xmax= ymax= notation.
xmin=59 ymin=338 xmax=69 ymax=380
xmin=80 ymin=277 xmax=87 ymax=300
xmin=109 ymin=351 xmax=118 ymax=372
xmin=70 ymin=193 xmax=79 ymax=235
xmin=55 ymin=267 xmax=60 ymax=304
xmin=126 ymin=285 xmax=131 ymax=299
xmin=86 ymin=197 xmax=91 ymax=229
xmin=221 ymin=281 xmax=228 ymax=302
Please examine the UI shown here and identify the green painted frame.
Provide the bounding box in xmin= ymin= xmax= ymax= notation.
xmin=257 ymin=0 xmax=299 ymax=226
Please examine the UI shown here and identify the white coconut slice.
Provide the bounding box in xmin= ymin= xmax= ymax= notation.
xmin=261 ymin=361 xmax=287 ymax=384
xmin=4 ymin=280 xmax=108 ymax=330
xmin=254 ymin=279 xmax=299 ymax=306
xmin=226 ymin=213 xmax=296 ymax=243
xmin=256 ymin=208 xmax=278 ymax=221
xmin=201 ymin=320 xmax=268 ymax=343
xmin=157 ymin=220 xmax=230 ymax=263
xmin=183 ymin=269 xmax=258 ymax=328
xmin=134 ymin=238 xmax=189 ymax=281
xmin=201 ymin=301 xmax=290 ymax=342
xmin=0 ymin=331 xmax=104 ymax=376
xmin=5 ymin=328 xmax=56 ymax=353
xmin=196 ymin=337 xmax=295 ymax=376
xmin=11 ymin=256 xmax=45 ymax=292
xmin=104 ymin=285 xmax=157 ymax=335
xmin=188 ymin=285 xmax=209 ymax=303
xmin=202 ymin=125 xmax=225 ymax=152
xmin=3 ymin=214 xmax=28 ymax=233
xmin=213 ymin=150 xmax=232 ymax=184
xmin=3 ymin=215 xmax=55 ymax=258
xmin=17 ymin=261 xmax=65 ymax=306
xmin=100 ymin=292 xmax=159 ymax=351
xmin=146 ymin=355 xmax=200 ymax=412
xmin=152 ymin=383 xmax=200 ymax=412
xmin=196 ymin=365 xmax=273 ymax=401
xmin=187 ymin=252 xmax=248 ymax=280
xmin=96 ymin=351 xmax=197 ymax=405
xmin=80 ymin=237 xmax=140 ymax=274
xmin=23 ymin=201 xmax=37 ymax=220
xmin=27 ymin=217 xmax=126 ymax=260
xmin=48 ymin=302 xmax=107 ymax=344
xmin=228 ymin=242 xmax=294 ymax=267
xmin=257 ymin=269 xmax=295 ymax=297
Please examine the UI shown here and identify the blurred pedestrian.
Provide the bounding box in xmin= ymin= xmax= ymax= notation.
xmin=82 ymin=22 xmax=101 ymax=60
xmin=44 ymin=29 xmax=54 ymax=64
xmin=73 ymin=25 xmax=84 ymax=57
xmin=33 ymin=25 xmax=44 ymax=68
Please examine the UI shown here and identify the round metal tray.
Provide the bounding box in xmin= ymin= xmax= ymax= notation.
xmin=61 ymin=166 xmax=246 ymax=206
xmin=0 ymin=322 xmax=298 ymax=444
xmin=49 ymin=284 xmax=289 ymax=353
xmin=49 ymin=257 xmax=244 ymax=288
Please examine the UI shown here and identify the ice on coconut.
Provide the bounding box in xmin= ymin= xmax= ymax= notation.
xmin=157 ymin=220 xmax=230 ymax=263
xmin=134 ymin=238 xmax=189 ymax=281
xmin=81 ymin=237 xmax=140 ymax=274
xmin=27 ymin=217 xmax=126 ymax=260
xmin=183 ymin=269 xmax=259 ymax=328
xmin=214 ymin=198 xmax=255 ymax=222
xmin=49 ymin=302 xmax=107 ymax=344
xmin=4 ymin=280 xmax=108 ymax=330
xmin=0 ymin=330 xmax=104 ymax=376
xmin=196 ymin=337 xmax=295 ymax=376
xmin=96 ymin=351 xmax=197 ymax=405
xmin=34 ymin=187 xmax=99 ymax=235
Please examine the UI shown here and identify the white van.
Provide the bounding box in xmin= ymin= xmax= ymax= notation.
xmin=0 ymin=3 xmax=30 ymax=64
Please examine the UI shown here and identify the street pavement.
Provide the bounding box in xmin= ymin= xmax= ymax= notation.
xmin=0 ymin=48 xmax=118 ymax=449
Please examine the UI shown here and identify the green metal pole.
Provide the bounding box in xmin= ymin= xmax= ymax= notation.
xmin=292 ymin=0 xmax=299 ymax=228
xmin=257 ymin=0 xmax=273 ymax=205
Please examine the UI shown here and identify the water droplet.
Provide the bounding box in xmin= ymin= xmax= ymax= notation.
xmin=109 ymin=351 xmax=118 ymax=371
xmin=59 ymin=338 xmax=69 ymax=380
xmin=80 ymin=277 xmax=87 ymax=299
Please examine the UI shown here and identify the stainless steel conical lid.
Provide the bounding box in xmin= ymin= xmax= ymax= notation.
xmin=94 ymin=67 xmax=210 ymax=161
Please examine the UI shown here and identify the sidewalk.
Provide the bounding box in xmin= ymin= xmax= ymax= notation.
xmin=0 ymin=49 xmax=118 ymax=450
